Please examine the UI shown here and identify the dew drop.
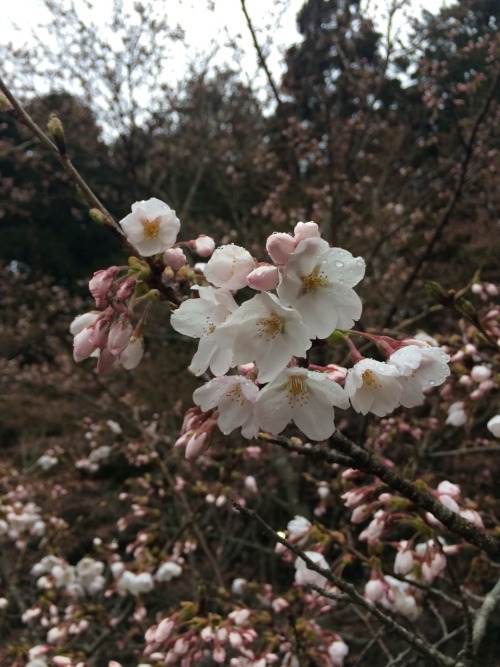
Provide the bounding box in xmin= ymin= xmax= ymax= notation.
xmin=334 ymin=260 xmax=344 ymax=268
xmin=428 ymin=380 xmax=436 ymax=386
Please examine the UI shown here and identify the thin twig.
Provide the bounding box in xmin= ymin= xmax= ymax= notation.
xmin=263 ymin=430 xmax=500 ymax=558
xmin=240 ymin=0 xmax=283 ymax=108
xmin=234 ymin=501 xmax=461 ymax=667
xmin=383 ymin=65 xmax=500 ymax=327
xmin=0 ymin=76 xmax=122 ymax=237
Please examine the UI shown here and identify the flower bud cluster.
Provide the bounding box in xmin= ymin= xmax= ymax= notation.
xmin=31 ymin=555 xmax=106 ymax=597
xmin=70 ymin=265 xmax=144 ymax=373
xmin=0 ymin=498 xmax=46 ymax=547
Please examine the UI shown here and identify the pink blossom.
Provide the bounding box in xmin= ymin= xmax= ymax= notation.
xmin=192 ymin=234 xmax=216 ymax=257
xmin=293 ymin=221 xmax=321 ymax=244
xmin=246 ymin=264 xmax=280 ymax=291
xmin=204 ymin=244 xmax=256 ymax=290
xmin=164 ymin=247 xmax=187 ymax=270
xmin=266 ymin=232 xmax=295 ymax=264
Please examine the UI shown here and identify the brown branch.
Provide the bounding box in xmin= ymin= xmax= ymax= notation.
xmin=234 ymin=501 xmax=460 ymax=667
xmin=383 ymin=65 xmax=500 ymax=327
xmin=240 ymin=0 xmax=283 ymax=108
xmin=262 ymin=431 xmax=500 ymax=559
xmin=0 ymin=75 xmax=122 ymax=238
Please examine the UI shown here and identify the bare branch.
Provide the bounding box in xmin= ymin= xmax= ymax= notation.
xmin=234 ymin=501 xmax=460 ymax=667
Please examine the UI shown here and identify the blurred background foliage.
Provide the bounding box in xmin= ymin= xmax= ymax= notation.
xmin=0 ymin=0 xmax=498 ymax=319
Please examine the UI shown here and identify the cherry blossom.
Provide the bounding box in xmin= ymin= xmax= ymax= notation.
xmin=119 ymin=198 xmax=180 ymax=257
xmin=389 ymin=344 xmax=450 ymax=407
xmin=214 ymin=292 xmax=312 ymax=383
xmin=345 ymin=359 xmax=402 ymax=417
xmin=203 ymin=244 xmax=256 ymax=290
xmin=193 ymin=375 xmax=260 ymax=439
xmin=170 ymin=286 xmax=238 ymax=376
xmin=487 ymin=415 xmax=500 ymax=437
xmin=294 ymin=551 xmax=330 ymax=587
xmin=255 ymin=367 xmax=348 ymax=440
xmin=277 ymin=238 xmax=365 ymax=339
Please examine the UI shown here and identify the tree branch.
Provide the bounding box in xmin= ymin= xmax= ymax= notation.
xmin=383 ymin=65 xmax=500 ymax=327
xmin=240 ymin=0 xmax=283 ymax=108
xmin=234 ymin=501 xmax=460 ymax=667
xmin=262 ymin=430 xmax=500 ymax=559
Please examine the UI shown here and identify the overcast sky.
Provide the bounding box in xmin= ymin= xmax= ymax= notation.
xmin=1 ymin=0 xmax=451 ymax=88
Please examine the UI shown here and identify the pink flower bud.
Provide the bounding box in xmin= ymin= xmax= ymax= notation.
xmin=120 ymin=337 xmax=144 ymax=370
xmin=364 ymin=578 xmax=385 ymax=602
xmin=185 ymin=432 xmax=208 ymax=460
xmin=470 ymin=365 xmax=491 ymax=382
xmin=192 ymin=234 xmax=216 ymax=257
xmin=154 ymin=618 xmax=174 ymax=643
xmin=266 ymin=232 xmax=295 ymax=264
xmin=89 ymin=267 xmax=118 ymax=307
xmin=108 ymin=320 xmax=133 ymax=356
xmin=116 ymin=276 xmax=137 ymax=301
xmin=328 ymin=639 xmax=349 ymax=666
xmin=351 ymin=504 xmax=371 ymax=524
xmin=73 ymin=327 xmax=98 ymax=362
xmin=394 ymin=547 xmax=413 ymax=576
xmin=164 ymin=247 xmax=187 ymax=270
xmin=293 ymin=221 xmax=320 ymax=244
xmin=437 ymin=481 xmax=460 ymax=498
xmin=246 ymin=264 xmax=279 ymax=291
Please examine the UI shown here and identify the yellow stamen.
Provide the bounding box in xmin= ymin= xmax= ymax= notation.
xmin=227 ymin=384 xmax=245 ymax=406
xmin=362 ymin=369 xmax=382 ymax=389
xmin=259 ymin=314 xmax=284 ymax=339
xmin=143 ymin=219 xmax=160 ymax=239
xmin=287 ymin=375 xmax=308 ymax=407
xmin=301 ymin=266 xmax=329 ymax=294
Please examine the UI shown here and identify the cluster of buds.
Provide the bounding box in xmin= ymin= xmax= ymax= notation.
xmin=111 ymin=558 xmax=183 ymax=596
xmin=70 ymin=265 xmax=144 ymax=373
xmin=365 ymin=573 xmax=421 ymax=620
xmin=31 ymin=555 xmax=106 ymax=597
xmin=0 ymin=498 xmax=46 ymax=547
xmin=174 ymin=406 xmax=218 ymax=460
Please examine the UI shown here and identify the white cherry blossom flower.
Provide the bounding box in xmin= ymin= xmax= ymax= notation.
xmin=446 ymin=401 xmax=467 ymax=427
xmin=170 ymin=286 xmax=238 ymax=376
xmin=156 ymin=562 xmax=183 ymax=582
xmin=119 ymin=198 xmax=180 ymax=257
xmin=193 ymin=375 xmax=260 ymax=439
xmin=214 ymin=292 xmax=312 ymax=383
xmin=388 ymin=344 xmax=450 ymax=407
xmin=255 ymin=367 xmax=348 ymax=440
xmin=294 ymin=550 xmax=330 ymax=587
xmin=487 ymin=415 xmax=500 ymax=437
xmin=203 ymin=244 xmax=256 ymax=290
xmin=345 ymin=359 xmax=402 ymax=417
xmin=277 ymin=237 xmax=365 ymax=339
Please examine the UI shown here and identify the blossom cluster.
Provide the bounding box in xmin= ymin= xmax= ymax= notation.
xmin=69 ymin=197 xmax=452 ymax=447
xmin=168 ymin=217 xmax=450 ymax=445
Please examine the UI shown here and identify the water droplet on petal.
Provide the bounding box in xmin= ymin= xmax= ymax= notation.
xmin=335 ymin=260 xmax=344 ymax=268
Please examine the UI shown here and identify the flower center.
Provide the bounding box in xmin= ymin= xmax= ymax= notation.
xmin=143 ymin=218 xmax=160 ymax=239
xmin=287 ymin=376 xmax=308 ymax=406
xmin=362 ymin=369 xmax=382 ymax=389
xmin=301 ymin=265 xmax=329 ymax=294
xmin=259 ymin=313 xmax=284 ymax=339
xmin=227 ymin=384 xmax=245 ymax=406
